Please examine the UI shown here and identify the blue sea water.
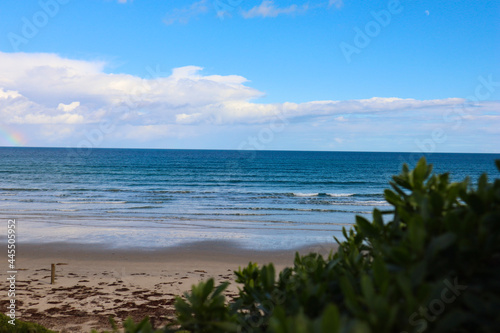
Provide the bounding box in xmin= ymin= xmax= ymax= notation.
xmin=0 ymin=148 xmax=499 ymax=249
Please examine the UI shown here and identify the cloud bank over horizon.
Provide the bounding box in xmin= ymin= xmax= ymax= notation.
xmin=0 ymin=51 xmax=499 ymax=152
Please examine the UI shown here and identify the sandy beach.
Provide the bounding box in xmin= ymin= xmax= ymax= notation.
xmin=1 ymin=241 xmax=337 ymax=332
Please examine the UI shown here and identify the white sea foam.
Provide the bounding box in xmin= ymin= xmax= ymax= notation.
xmin=332 ymin=200 xmax=389 ymax=206
xmin=361 ymin=200 xmax=389 ymax=205
xmin=327 ymin=193 xmax=355 ymax=197
xmin=293 ymin=193 xmax=319 ymax=197
xmin=58 ymin=201 xmax=127 ymax=204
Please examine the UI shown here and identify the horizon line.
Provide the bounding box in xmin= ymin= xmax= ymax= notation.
xmin=1 ymin=146 xmax=499 ymax=155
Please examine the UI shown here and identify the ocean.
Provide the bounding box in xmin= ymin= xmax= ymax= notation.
xmin=1 ymin=148 xmax=499 ymax=250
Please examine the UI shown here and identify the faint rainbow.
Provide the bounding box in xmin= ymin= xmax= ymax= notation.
xmin=0 ymin=126 xmax=27 ymax=146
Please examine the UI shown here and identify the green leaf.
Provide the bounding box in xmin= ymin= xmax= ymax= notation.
xmin=390 ymin=181 xmax=410 ymax=198
xmin=396 ymin=275 xmax=414 ymax=305
xmin=339 ymin=276 xmax=364 ymax=316
xmin=356 ymin=215 xmax=377 ymax=236
xmin=384 ymin=189 xmax=402 ymax=206
xmin=433 ymin=310 xmax=471 ymax=332
xmin=212 ymin=321 xmax=239 ymax=331
xmin=392 ymin=175 xmax=412 ymax=190
xmin=345 ymin=319 xmax=372 ymax=333
xmin=426 ymin=233 xmax=457 ymax=259
xmin=372 ymin=209 xmax=384 ymax=229
xmin=477 ymin=173 xmax=488 ymax=192
xmin=320 ymin=305 xmax=340 ymax=333
xmin=409 ymin=261 xmax=426 ymax=286
xmin=360 ymin=275 xmax=375 ymax=300
xmin=264 ymin=264 xmax=276 ymax=289
xmin=413 ymin=157 xmax=430 ymax=185
xmin=202 ymin=278 xmax=215 ymax=300
xmin=213 ymin=281 xmax=230 ymax=298
xmin=408 ymin=216 xmax=426 ymax=251
xmin=372 ymin=257 xmax=389 ymax=289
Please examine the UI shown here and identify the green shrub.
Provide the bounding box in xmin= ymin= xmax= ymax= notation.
xmin=173 ymin=279 xmax=238 ymax=333
xmin=91 ymin=316 xmax=168 ymax=333
xmin=0 ymin=313 xmax=56 ymax=333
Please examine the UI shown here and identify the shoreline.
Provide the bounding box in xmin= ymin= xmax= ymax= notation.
xmin=15 ymin=240 xmax=338 ymax=264
xmin=0 ymin=216 xmax=349 ymax=252
xmin=1 ymin=241 xmax=338 ymax=332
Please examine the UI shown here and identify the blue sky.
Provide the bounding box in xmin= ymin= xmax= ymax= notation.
xmin=0 ymin=0 xmax=499 ymax=152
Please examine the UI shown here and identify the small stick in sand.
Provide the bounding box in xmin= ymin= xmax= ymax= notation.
xmin=51 ymin=264 xmax=55 ymax=284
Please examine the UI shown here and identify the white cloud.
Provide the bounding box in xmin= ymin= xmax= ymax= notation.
xmin=0 ymin=88 xmax=22 ymax=99
xmin=163 ymin=0 xmax=209 ymax=25
xmin=0 ymin=51 xmax=265 ymax=130
xmin=242 ymin=1 xmax=308 ymax=19
xmin=58 ymin=101 xmax=80 ymax=112
xmin=0 ymin=90 xmax=86 ymax=125
xmin=329 ymin=0 xmax=344 ymax=9
xmin=0 ymin=51 xmax=499 ymax=152
xmin=163 ymin=0 xmax=319 ymax=22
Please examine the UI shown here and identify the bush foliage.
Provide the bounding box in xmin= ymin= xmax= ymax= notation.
xmin=0 ymin=313 xmax=56 ymax=333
